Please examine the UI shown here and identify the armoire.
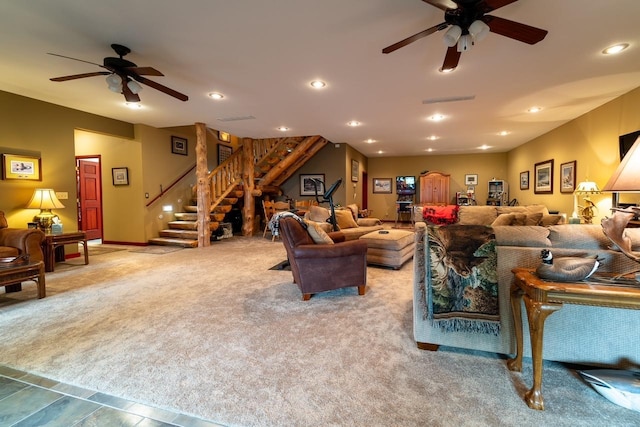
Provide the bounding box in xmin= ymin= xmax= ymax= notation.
xmin=419 ymin=171 xmax=450 ymax=205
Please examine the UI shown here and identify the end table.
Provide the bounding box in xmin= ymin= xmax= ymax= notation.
xmin=42 ymin=231 xmax=89 ymax=272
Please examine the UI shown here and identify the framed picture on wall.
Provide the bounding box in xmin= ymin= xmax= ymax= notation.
xmin=560 ymin=160 xmax=576 ymax=193
xmin=520 ymin=171 xmax=529 ymax=190
xmin=373 ymin=178 xmax=392 ymax=194
xmin=465 ymin=174 xmax=478 ymax=186
xmin=112 ymin=167 xmax=129 ymax=186
xmin=534 ymin=159 xmax=554 ymax=194
xmin=171 ymin=136 xmax=188 ymax=156
xmin=1 ymin=153 xmax=42 ymax=180
xmin=351 ymin=159 xmax=359 ymax=182
xmin=218 ymin=144 xmax=232 ymax=164
xmin=300 ymin=174 xmax=325 ymax=196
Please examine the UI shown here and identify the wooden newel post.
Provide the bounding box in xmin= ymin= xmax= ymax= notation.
xmin=195 ymin=122 xmax=210 ymax=247
xmin=242 ymin=137 xmax=255 ymax=236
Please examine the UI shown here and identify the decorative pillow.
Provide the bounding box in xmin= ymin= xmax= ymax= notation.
xmin=347 ymin=204 xmax=359 ymax=220
xmin=335 ymin=209 xmax=359 ymax=229
xmin=512 ymin=212 xmax=543 ymax=226
xmin=308 ymin=205 xmax=330 ymax=223
xmin=540 ymin=214 xmax=563 ymax=226
xmin=491 ymin=214 xmax=515 ymax=226
xmin=304 ymin=220 xmax=334 ymax=244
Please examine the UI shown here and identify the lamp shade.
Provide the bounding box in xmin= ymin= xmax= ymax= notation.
xmin=574 ymin=181 xmax=601 ymax=194
xmin=603 ymin=136 xmax=640 ymax=192
xmin=26 ymin=189 xmax=65 ymax=210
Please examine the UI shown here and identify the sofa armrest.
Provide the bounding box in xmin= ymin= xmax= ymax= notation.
xmin=357 ymin=218 xmax=382 ymax=227
xmin=292 ymin=240 xmax=367 ymax=259
xmin=0 ymin=228 xmax=45 ymax=262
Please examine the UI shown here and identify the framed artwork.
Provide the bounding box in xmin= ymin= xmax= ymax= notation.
xmin=465 ymin=174 xmax=478 ymax=186
xmin=171 ymin=136 xmax=188 ymax=156
xmin=373 ymin=178 xmax=393 ymax=194
xmin=300 ymin=174 xmax=325 ymax=196
xmin=218 ymin=144 xmax=232 ymax=164
xmin=534 ymin=159 xmax=554 ymax=194
xmin=351 ymin=159 xmax=359 ymax=182
xmin=112 ymin=167 xmax=129 ymax=186
xmin=1 ymin=154 xmax=42 ymax=180
xmin=218 ymin=131 xmax=230 ymax=142
xmin=560 ymin=160 xmax=576 ymax=193
xmin=520 ymin=171 xmax=529 ymax=190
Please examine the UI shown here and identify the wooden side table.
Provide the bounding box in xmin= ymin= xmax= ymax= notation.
xmin=507 ymin=268 xmax=640 ymax=410
xmin=0 ymin=261 xmax=46 ymax=298
xmin=42 ymin=231 xmax=89 ymax=272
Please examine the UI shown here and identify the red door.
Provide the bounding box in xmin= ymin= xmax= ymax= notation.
xmin=77 ymin=157 xmax=103 ymax=240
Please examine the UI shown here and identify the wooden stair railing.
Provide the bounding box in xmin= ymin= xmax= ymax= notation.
xmin=206 ymin=148 xmax=244 ymax=209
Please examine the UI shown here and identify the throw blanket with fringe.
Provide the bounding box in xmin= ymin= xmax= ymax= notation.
xmin=269 ymin=211 xmax=305 ymax=237
xmin=423 ymin=205 xmax=459 ymax=225
xmin=426 ymin=225 xmax=500 ymax=335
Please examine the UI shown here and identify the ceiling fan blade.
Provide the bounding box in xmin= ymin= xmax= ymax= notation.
xmin=482 ymin=0 xmax=518 ymax=13
xmin=382 ymin=22 xmax=448 ymax=54
xmin=422 ymin=0 xmax=457 ymax=11
xmin=441 ymin=46 xmax=461 ymax=71
xmin=50 ymin=71 xmax=110 ymax=82
xmin=484 ymin=15 xmax=548 ymax=44
xmin=121 ymin=81 xmax=141 ymax=103
xmin=126 ymin=66 xmax=164 ymax=77
xmin=47 ymin=53 xmax=105 ymax=69
xmin=130 ymin=75 xmax=188 ymax=101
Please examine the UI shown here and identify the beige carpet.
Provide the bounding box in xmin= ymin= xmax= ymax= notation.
xmin=0 ymin=236 xmax=638 ymax=426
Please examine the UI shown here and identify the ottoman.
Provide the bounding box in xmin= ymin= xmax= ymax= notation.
xmin=359 ymin=229 xmax=415 ymax=269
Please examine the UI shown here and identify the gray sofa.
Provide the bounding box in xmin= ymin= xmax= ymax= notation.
xmin=413 ymin=221 xmax=640 ymax=367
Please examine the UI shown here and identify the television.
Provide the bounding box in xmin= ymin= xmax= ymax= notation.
xmin=396 ymin=176 xmax=416 ymax=195
xmin=619 ymin=130 xmax=640 ymax=160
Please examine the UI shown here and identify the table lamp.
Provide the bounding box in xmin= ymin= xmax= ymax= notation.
xmin=603 ymin=136 xmax=640 ymax=197
xmin=25 ymin=188 xmax=65 ymax=232
xmin=574 ymin=181 xmax=601 ymax=224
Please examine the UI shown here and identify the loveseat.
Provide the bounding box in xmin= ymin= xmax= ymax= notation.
xmin=304 ymin=204 xmax=383 ymax=240
xmin=413 ymin=221 xmax=640 ymax=367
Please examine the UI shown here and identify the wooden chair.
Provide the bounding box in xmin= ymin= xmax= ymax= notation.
xmin=262 ymin=200 xmax=276 ymax=239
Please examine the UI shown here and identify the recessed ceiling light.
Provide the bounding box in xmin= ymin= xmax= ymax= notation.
xmin=479 ymin=145 xmax=491 ymax=150
xmin=347 ymin=120 xmax=361 ymax=127
xmin=310 ymin=80 xmax=326 ymax=89
xmin=377 ymin=150 xmax=384 ymax=154
xmin=527 ymin=106 xmax=542 ymax=113
xmin=425 ymin=148 xmax=435 ymax=152
xmin=364 ymin=138 xmax=376 ymax=143
xmin=277 ymin=126 xmax=289 ymax=132
xmin=602 ymin=43 xmax=629 ymax=55
xmin=428 ymin=114 xmax=446 ymax=122
xmin=208 ymin=92 xmax=224 ymax=100
xmin=125 ymin=102 xmax=142 ymax=109
xmin=498 ymin=131 xmax=510 ymax=136
xmin=427 ymin=135 xmax=439 ymax=141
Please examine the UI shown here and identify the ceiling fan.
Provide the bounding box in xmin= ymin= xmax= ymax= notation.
xmin=48 ymin=44 xmax=188 ymax=102
xmin=382 ymin=0 xmax=548 ymax=71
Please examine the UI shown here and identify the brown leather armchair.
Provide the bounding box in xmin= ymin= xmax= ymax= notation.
xmin=278 ymin=217 xmax=368 ymax=301
xmin=0 ymin=211 xmax=45 ymax=292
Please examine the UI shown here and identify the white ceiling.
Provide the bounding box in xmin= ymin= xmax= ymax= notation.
xmin=1 ymin=0 xmax=639 ymax=157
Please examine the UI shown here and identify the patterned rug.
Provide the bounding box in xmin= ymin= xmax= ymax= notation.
xmin=128 ymin=246 xmax=184 ymax=255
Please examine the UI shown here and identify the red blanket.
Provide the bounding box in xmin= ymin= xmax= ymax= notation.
xmin=423 ymin=205 xmax=459 ymax=225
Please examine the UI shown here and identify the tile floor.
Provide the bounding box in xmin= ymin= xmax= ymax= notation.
xmin=0 ymin=365 xmax=224 ymax=427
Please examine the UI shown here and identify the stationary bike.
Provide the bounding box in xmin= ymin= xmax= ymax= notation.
xmin=311 ymin=178 xmax=342 ymax=232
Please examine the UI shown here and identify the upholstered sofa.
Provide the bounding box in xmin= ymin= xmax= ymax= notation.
xmin=304 ymin=204 xmax=383 ymax=240
xmin=413 ymin=221 xmax=640 ymax=367
xmin=415 ymin=204 xmax=565 ymax=227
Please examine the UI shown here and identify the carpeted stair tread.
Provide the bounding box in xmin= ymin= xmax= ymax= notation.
xmin=160 ymin=229 xmax=198 ymax=239
xmin=168 ymin=220 xmax=219 ymax=231
xmin=147 ymin=237 xmax=198 ymax=248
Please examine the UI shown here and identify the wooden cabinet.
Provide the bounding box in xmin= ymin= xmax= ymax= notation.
xmin=420 ymin=172 xmax=450 ymax=205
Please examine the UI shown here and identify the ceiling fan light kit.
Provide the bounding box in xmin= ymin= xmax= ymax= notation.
xmin=49 ymin=43 xmax=188 ymax=103
xmin=382 ymin=0 xmax=548 ymax=71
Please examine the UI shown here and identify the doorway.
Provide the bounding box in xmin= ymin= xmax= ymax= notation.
xmin=76 ymin=156 xmax=104 ymax=241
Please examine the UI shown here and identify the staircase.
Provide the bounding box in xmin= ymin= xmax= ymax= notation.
xmin=149 ymin=134 xmax=329 ymax=247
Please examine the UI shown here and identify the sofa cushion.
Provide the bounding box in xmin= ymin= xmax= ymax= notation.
xmin=513 ymin=212 xmax=543 ymax=226
xmin=0 ymin=211 xmax=7 ymax=229
xmin=458 ymin=206 xmax=498 ymax=225
xmin=541 ymin=214 xmax=564 ymax=226
xmin=492 ymin=214 xmax=516 ymax=226
xmin=335 ymin=209 xmax=359 ymax=229
xmin=357 ymin=217 xmax=382 ymax=227
xmin=548 ymin=224 xmax=612 ymax=250
xmin=0 ymin=246 xmax=20 ymax=258
xmin=308 ymin=205 xmax=330 ymax=223
xmin=494 ymin=226 xmax=551 ymax=247
xmin=304 ymin=220 xmax=334 ymax=245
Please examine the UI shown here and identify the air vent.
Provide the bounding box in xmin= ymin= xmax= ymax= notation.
xmin=217 ymin=115 xmax=256 ymax=122
xmin=422 ymin=95 xmax=475 ymax=104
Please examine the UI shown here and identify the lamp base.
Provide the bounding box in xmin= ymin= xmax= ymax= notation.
xmin=34 ymin=210 xmax=56 ymax=232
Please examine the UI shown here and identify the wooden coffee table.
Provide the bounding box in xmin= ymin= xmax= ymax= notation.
xmin=507 ymin=267 xmax=640 ymax=410
xmin=0 ymin=260 xmax=46 ymax=299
